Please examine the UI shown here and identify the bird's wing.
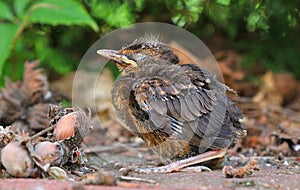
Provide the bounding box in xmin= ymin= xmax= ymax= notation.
xmin=132 ymin=62 xmax=243 ymax=151
xmin=132 ymin=73 xmax=219 ymax=138
xmin=181 ymin=64 xmax=244 ymax=148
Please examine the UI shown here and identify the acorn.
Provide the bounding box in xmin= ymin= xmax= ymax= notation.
xmin=1 ymin=142 xmax=34 ymax=177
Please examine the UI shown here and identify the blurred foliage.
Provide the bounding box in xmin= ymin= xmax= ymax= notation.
xmin=0 ymin=0 xmax=299 ymax=86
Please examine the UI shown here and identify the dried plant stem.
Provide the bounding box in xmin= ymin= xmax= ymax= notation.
xmin=118 ymin=176 xmax=157 ymax=184
xmin=29 ymin=125 xmax=55 ymax=140
xmin=11 ymin=3 xmax=59 ymax=79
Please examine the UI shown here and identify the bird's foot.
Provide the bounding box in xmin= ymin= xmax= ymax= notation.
xmin=119 ymin=164 xmax=211 ymax=175
xmin=120 ymin=162 xmax=180 ymax=175
xmin=119 ymin=166 xmax=166 ymax=175
xmin=120 ymin=149 xmax=226 ymax=175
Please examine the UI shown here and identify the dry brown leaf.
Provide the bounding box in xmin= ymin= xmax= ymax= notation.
xmin=27 ymin=103 xmax=50 ymax=130
xmin=0 ymin=79 xmax=23 ymax=125
xmin=21 ymin=60 xmax=48 ymax=105
xmin=252 ymin=72 xmax=283 ymax=107
xmin=274 ymin=73 xmax=298 ymax=105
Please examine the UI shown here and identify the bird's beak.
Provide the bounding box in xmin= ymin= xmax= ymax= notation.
xmin=97 ymin=49 xmax=137 ymax=67
xmin=97 ymin=49 xmax=123 ymax=63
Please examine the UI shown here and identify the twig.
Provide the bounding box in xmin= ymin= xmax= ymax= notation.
xmin=84 ymin=144 xmax=126 ymax=154
xmin=87 ymin=164 xmax=101 ymax=171
xmin=11 ymin=3 xmax=59 ymax=79
xmin=84 ymin=142 xmax=143 ymax=154
xmin=118 ymin=176 xmax=157 ymax=184
xmin=29 ymin=125 xmax=55 ymax=140
xmin=72 ymin=170 xmax=84 ymax=177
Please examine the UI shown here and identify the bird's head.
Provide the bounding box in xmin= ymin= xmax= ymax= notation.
xmin=97 ymin=35 xmax=179 ymax=72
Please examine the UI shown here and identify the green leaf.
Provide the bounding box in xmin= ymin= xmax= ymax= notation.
xmin=135 ymin=0 xmax=145 ymax=11
xmin=287 ymin=14 xmax=297 ymax=27
xmin=172 ymin=14 xmax=186 ymax=27
xmin=0 ymin=24 xmax=19 ymax=77
xmin=93 ymin=1 xmax=135 ymax=27
xmin=0 ymin=1 xmax=14 ymax=21
xmin=216 ymin=0 xmax=230 ymax=6
xmin=28 ymin=0 xmax=99 ymax=32
xmin=38 ymin=47 xmax=76 ymax=74
xmin=14 ymin=0 xmax=32 ymax=18
xmin=255 ymin=2 xmax=261 ymax=9
xmin=247 ymin=12 xmax=260 ymax=31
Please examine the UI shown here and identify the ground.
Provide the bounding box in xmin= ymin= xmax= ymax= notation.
xmin=0 ymin=152 xmax=299 ymax=189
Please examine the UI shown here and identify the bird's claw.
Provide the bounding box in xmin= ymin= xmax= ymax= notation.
xmin=200 ymin=166 xmax=212 ymax=172
xmin=180 ymin=165 xmax=212 ymax=172
xmin=119 ymin=167 xmax=136 ymax=176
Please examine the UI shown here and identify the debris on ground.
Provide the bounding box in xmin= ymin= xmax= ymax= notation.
xmin=223 ymin=158 xmax=259 ymax=178
xmin=0 ymin=61 xmax=99 ymax=182
xmin=0 ymin=105 xmax=93 ymax=179
xmin=80 ymin=171 xmax=116 ymax=185
xmin=0 ymin=61 xmax=63 ymax=134
xmin=214 ymin=51 xmax=300 ymax=158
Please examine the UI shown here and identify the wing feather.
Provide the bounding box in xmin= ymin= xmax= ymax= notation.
xmin=184 ymin=94 xmax=201 ymax=116
xmin=130 ymin=62 xmax=240 ymax=151
xmin=133 ymin=76 xmax=217 ymax=137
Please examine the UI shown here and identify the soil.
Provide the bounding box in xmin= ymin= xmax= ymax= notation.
xmin=0 ymin=152 xmax=299 ymax=189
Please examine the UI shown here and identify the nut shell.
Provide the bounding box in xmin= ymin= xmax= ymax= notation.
xmin=33 ymin=141 xmax=63 ymax=168
xmin=54 ymin=112 xmax=75 ymax=141
xmin=48 ymin=166 xmax=68 ymax=180
xmin=1 ymin=142 xmax=33 ymax=177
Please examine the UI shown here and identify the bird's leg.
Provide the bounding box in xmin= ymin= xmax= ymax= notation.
xmin=120 ymin=148 xmax=227 ymax=174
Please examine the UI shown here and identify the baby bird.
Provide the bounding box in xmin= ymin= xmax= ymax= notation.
xmin=97 ymin=35 xmax=246 ymax=174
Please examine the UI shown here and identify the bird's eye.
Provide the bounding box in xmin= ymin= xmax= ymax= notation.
xmin=133 ymin=53 xmax=147 ymax=62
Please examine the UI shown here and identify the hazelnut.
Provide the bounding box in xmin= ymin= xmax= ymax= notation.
xmin=33 ymin=141 xmax=63 ymax=168
xmin=1 ymin=142 xmax=34 ymax=177
xmin=53 ymin=108 xmax=92 ymax=145
xmin=48 ymin=166 xmax=68 ymax=180
xmin=54 ymin=112 xmax=75 ymax=141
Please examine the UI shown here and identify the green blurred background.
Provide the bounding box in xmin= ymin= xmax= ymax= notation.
xmin=0 ymin=0 xmax=299 ymax=86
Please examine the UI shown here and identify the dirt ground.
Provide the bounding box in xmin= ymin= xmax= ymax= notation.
xmin=0 ymin=151 xmax=299 ymax=190
xmin=87 ymin=149 xmax=300 ymax=189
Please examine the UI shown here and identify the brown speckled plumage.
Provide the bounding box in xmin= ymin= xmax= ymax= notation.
xmin=97 ymin=35 xmax=246 ymax=173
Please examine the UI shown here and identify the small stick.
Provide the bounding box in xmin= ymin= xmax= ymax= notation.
xmin=29 ymin=125 xmax=55 ymax=140
xmin=118 ymin=176 xmax=157 ymax=184
xmin=84 ymin=142 xmax=143 ymax=154
xmin=72 ymin=170 xmax=84 ymax=177
xmin=84 ymin=144 xmax=126 ymax=154
xmin=87 ymin=164 xmax=101 ymax=171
